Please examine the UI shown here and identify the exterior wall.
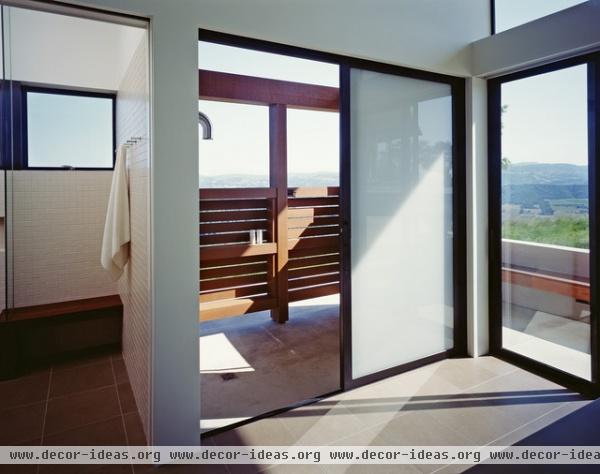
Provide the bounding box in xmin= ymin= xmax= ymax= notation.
xmin=11 ymin=170 xmax=117 ymax=307
xmin=116 ymin=35 xmax=152 ymax=442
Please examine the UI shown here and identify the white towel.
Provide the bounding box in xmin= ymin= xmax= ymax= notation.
xmin=101 ymin=145 xmax=131 ymax=281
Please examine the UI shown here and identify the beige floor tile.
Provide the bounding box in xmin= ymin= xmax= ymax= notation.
xmin=211 ymin=416 xmax=296 ymax=447
xmin=430 ymin=358 xmax=501 ymax=392
xmin=276 ymin=403 xmax=364 ymax=446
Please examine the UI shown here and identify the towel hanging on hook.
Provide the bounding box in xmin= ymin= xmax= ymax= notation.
xmin=101 ymin=144 xmax=131 ymax=280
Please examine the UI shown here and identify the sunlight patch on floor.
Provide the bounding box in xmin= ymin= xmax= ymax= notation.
xmin=200 ymin=417 xmax=250 ymax=431
xmin=199 ymin=332 xmax=254 ymax=374
xmin=503 ymin=326 xmax=591 ymax=380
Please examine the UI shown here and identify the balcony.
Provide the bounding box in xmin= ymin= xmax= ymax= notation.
xmin=501 ymin=239 xmax=590 ymax=379
xmin=199 ymin=186 xmax=341 ymax=431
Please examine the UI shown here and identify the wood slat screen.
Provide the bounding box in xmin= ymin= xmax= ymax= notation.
xmin=199 ymin=186 xmax=340 ymax=321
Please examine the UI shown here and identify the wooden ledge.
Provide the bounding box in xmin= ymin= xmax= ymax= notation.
xmin=1 ymin=295 xmax=123 ymax=322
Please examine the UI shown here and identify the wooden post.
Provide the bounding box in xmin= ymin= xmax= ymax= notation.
xmin=269 ymin=104 xmax=289 ymax=323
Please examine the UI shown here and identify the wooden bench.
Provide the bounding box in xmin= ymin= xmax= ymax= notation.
xmin=0 ymin=295 xmax=123 ymax=379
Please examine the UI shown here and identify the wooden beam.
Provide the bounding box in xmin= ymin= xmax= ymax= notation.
xmin=200 ymin=243 xmax=276 ymax=261
xmin=199 ymin=187 xmax=276 ymax=200
xmin=270 ymin=104 xmax=289 ymax=323
xmin=200 ymin=297 xmax=276 ymax=322
xmin=199 ymin=69 xmax=339 ymax=111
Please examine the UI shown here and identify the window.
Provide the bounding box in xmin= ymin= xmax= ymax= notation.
xmin=492 ymin=0 xmax=587 ymax=34
xmin=24 ymin=88 xmax=115 ymax=169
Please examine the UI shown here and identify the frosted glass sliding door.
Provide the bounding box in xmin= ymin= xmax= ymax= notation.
xmin=349 ymin=68 xmax=455 ymax=380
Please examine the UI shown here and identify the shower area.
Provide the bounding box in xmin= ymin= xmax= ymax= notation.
xmin=0 ymin=3 xmax=152 ymax=444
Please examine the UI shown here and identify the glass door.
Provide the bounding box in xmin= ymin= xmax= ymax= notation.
xmin=489 ymin=55 xmax=599 ymax=388
xmin=341 ymin=64 xmax=465 ymax=387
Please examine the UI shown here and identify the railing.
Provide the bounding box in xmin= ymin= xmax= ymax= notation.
xmin=199 ymin=186 xmax=340 ymax=322
xmin=501 ymin=239 xmax=590 ymax=318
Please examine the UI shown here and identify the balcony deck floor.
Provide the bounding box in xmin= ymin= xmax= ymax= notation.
xmin=200 ymin=294 xmax=341 ymax=433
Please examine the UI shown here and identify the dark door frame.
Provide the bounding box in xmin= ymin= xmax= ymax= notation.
xmin=488 ymin=52 xmax=600 ymax=396
xmin=339 ymin=64 xmax=467 ymax=390
xmin=198 ymin=28 xmax=468 ymax=437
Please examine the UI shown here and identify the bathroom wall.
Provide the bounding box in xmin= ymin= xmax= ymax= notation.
xmin=116 ymin=35 xmax=151 ymax=441
xmin=11 ymin=171 xmax=117 ymax=307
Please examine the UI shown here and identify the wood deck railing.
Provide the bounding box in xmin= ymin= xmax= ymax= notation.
xmin=199 ymin=186 xmax=340 ymax=322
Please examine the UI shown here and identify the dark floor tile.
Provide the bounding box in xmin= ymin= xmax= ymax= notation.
xmin=49 ymin=361 xmax=114 ymax=398
xmin=45 ymin=386 xmax=121 ymax=436
xmin=52 ymin=351 xmax=115 ymax=372
xmin=42 ymin=416 xmax=127 ymax=446
xmin=112 ymin=358 xmax=129 ymax=384
xmin=134 ymin=464 xmax=229 ymax=474
xmin=0 ymin=463 xmax=38 ymax=474
xmin=117 ymin=383 xmax=137 ymax=414
xmin=0 ymin=371 xmax=50 ymax=409
xmin=39 ymin=464 xmax=133 ymax=474
xmin=0 ymin=436 xmax=41 ymax=473
xmin=0 ymin=402 xmax=45 ymax=445
xmin=123 ymin=412 xmax=147 ymax=446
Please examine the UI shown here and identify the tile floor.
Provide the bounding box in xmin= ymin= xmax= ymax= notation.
xmin=2 ymin=339 xmax=597 ymax=474
xmin=0 ymin=348 xmax=147 ymax=474
xmin=207 ymin=356 xmax=593 ymax=474
xmin=200 ymin=295 xmax=341 ymax=432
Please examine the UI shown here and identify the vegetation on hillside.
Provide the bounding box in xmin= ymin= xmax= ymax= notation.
xmin=502 ymin=216 xmax=589 ymax=249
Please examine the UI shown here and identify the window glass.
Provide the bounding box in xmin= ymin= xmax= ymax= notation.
xmin=26 ymin=91 xmax=114 ymax=168
xmin=494 ymin=0 xmax=587 ymax=33
xmin=199 ymin=41 xmax=338 ymax=87
xmin=500 ymin=64 xmax=591 ymax=380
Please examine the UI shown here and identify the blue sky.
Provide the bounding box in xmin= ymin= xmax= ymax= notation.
xmin=494 ymin=0 xmax=587 ymax=32
xmin=502 ymin=64 xmax=587 ymax=166
xmin=27 ymin=92 xmax=113 ymax=168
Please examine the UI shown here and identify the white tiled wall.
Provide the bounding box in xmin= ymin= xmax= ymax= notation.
xmin=116 ymin=34 xmax=152 ymax=443
xmin=11 ymin=170 xmax=117 ymax=307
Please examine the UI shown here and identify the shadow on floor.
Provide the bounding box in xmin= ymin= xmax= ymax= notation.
xmin=268 ymin=389 xmax=584 ymax=418
xmin=467 ymin=398 xmax=600 ymax=473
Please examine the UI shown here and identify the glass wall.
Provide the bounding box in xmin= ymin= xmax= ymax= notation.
xmin=499 ymin=64 xmax=591 ymax=380
xmin=494 ymin=0 xmax=587 ymax=33
xmin=350 ymin=69 xmax=454 ymax=379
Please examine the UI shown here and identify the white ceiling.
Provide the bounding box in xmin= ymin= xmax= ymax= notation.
xmin=2 ymin=6 xmax=145 ymax=90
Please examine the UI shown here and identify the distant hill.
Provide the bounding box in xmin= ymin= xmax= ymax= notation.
xmin=199 ymin=172 xmax=339 ymax=188
xmin=502 ymin=162 xmax=587 ymax=185
xmin=502 ymin=163 xmax=588 ymax=215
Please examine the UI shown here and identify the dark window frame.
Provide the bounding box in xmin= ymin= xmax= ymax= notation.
xmin=488 ymin=52 xmax=600 ymax=396
xmin=14 ymin=83 xmax=116 ymax=171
